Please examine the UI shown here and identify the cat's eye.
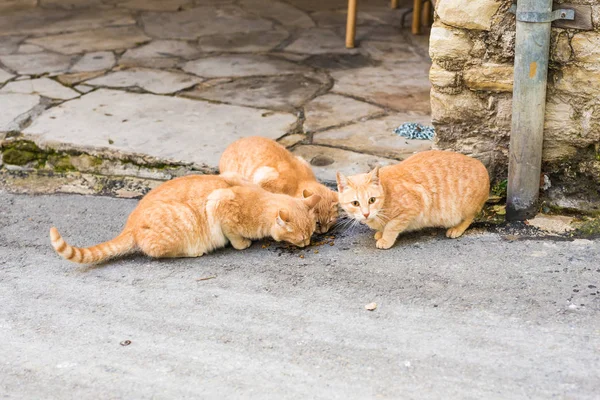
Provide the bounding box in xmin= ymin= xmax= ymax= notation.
xmin=368 ymin=197 xmax=376 ymax=204
xmin=351 ymin=201 xmax=360 ymax=207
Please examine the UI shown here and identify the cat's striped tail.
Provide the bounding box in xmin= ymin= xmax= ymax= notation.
xmin=49 ymin=227 xmax=135 ymax=264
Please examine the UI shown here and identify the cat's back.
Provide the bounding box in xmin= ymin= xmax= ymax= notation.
xmin=381 ymin=150 xmax=490 ymax=205
xmin=220 ymin=137 xmax=298 ymax=173
xmin=220 ymin=136 xmax=315 ymax=194
xmin=140 ymin=174 xmax=231 ymax=204
xmin=382 ymin=150 xmax=488 ymax=183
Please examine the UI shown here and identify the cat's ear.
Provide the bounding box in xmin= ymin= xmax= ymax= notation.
xmin=302 ymin=189 xmax=313 ymax=198
xmin=277 ymin=209 xmax=290 ymax=227
xmin=336 ymin=172 xmax=348 ymax=193
xmin=302 ymin=194 xmax=321 ymax=210
xmin=368 ymin=166 xmax=380 ymax=185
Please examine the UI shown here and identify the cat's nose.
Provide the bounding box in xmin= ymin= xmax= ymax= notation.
xmin=363 ymin=212 xmax=370 ymax=219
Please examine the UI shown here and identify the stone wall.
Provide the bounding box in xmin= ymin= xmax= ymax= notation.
xmin=429 ymin=0 xmax=600 ymax=213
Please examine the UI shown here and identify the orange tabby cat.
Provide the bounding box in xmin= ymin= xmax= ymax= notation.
xmin=219 ymin=136 xmax=339 ymax=233
xmin=336 ymin=150 xmax=490 ymax=249
xmin=50 ymin=173 xmax=320 ymax=264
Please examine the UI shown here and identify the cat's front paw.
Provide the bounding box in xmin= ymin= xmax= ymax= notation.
xmin=374 ymin=231 xmax=383 ymax=240
xmin=376 ymin=238 xmax=394 ymax=249
xmin=231 ymin=237 xmax=252 ymax=250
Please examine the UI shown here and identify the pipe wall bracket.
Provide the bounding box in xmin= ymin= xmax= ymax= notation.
xmin=509 ymin=5 xmax=575 ymax=22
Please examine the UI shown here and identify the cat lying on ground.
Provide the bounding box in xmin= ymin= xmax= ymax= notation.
xmin=50 ymin=173 xmax=320 ymax=264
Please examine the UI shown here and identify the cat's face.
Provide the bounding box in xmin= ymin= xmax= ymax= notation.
xmin=336 ymin=167 xmax=385 ymax=223
xmin=309 ymin=187 xmax=339 ymax=234
xmin=271 ymin=194 xmax=320 ymax=247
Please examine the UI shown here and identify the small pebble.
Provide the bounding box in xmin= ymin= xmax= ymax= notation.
xmin=365 ymin=302 xmax=377 ymax=311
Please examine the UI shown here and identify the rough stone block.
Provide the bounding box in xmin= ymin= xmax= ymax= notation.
xmin=430 ymin=89 xmax=489 ymax=125
xmin=463 ymin=64 xmax=513 ymax=92
xmin=543 ymin=94 xmax=600 ymax=159
xmin=429 ymin=23 xmax=473 ymax=67
xmin=551 ymin=31 xmax=572 ymax=64
xmin=436 ymin=0 xmax=502 ymax=30
xmin=553 ymin=65 xmax=600 ymax=97
xmin=571 ymin=32 xmax=600 ymax=63
xmin=429 ymin=64 xmax=459 ymax=88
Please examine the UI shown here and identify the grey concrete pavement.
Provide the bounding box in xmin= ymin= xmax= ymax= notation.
xmin=1 ymin=190 xmax=599 ymax=399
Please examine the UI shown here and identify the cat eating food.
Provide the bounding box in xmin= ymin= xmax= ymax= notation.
xmin=219 ymin=136 xmax=339 ymax=234
xmin=50 ymin=173 xmax=320 ymax=264
xmin=336 ymin=150 xmax=490 ymax=249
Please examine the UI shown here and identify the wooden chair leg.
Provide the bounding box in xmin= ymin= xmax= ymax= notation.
xmin=411 ymin=0 xmax=422 ymax=35
xmin=391 ymin=0 xmax=399 ymax=9
xmin=346 ymin=0 xmax=358 ymax=48
xmin=422 ymin=0 xmax=432 ymax=27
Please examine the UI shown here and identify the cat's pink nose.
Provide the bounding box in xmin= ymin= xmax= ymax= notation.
xmin=363 ymin=212 xmax=370 ymax=219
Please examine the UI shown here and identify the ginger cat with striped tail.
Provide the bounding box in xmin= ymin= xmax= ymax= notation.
xmin=336 ymin=150 xmax=490 ymax=249
xmin=50 ymin=173 xmax=320 ymax=264
xmin=219 ymin=136 xmax=339 ymax=234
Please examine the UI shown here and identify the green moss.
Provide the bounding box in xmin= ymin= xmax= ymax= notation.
xmin=572 ymin=217 xmax=600 ymax=237
xmin=48 ymin=155 xmax=75 ymax=172
xmin=2 ymin=148 xmax=39 ymax=165
xmin=491 ymin=179 xmax=508 ymax=197
xmin=90 ymin=156 xmax=103 ymax=167
xmin=6 ymin=140 xmax=42 ymax=153
xmin=1 ymin=140 xmax=184 ymax=175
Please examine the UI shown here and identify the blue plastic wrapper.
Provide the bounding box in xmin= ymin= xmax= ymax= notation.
xmin=393 ymin=122 xmax=435 ymax=140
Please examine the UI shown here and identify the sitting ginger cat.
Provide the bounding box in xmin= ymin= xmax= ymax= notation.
xmin=50 ymin=173 xmax=319 ymax=264
xmin=219 ymin=136 xmax=339 ymax=234
xmin=336 ymin=150 xmax=490 ymax=249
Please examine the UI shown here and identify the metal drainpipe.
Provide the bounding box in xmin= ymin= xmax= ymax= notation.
xmin=506 ymin=1 xmax=574 ymax=221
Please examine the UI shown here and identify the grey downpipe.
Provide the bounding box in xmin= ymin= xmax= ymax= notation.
xmin=506 ymin=0 xmax=555 ymax=221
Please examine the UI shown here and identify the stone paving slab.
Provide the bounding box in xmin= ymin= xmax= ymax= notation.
xmin=0 ymin=7 xmax=134 ymax=37
xmin=85 ymin=68 xmax=202 ymax=94
xmin=0 ymin=36 xmax=24 ymax=55
xmin=0 ymin=68 xmax=14 ymax=84
xmin=285 ymin=28 xmax=359 ymax=55
xmin=312 ymin=114 xmax=433 ymax=160
xmin=140 ymin=6 xmax=272 ymax=40
xmin=182 ymin=74 xmax=323 ymax=112
xmin=361 ymin=40 xmax=424 ymax=63
xmin=39 ymin=0 xmax=107 ymax=8
xmin=26 ymin=26 xmax=151 ymax=55
xmin=0 ymin=52 xmax=75 ymax=75
xmin=182 ymin=54 xmax=308 ymax=78
xmin=70 ymin=51 xmax=116 ymax=72
xmin=0 ymin=78 xmax=79 ymax=100
xmin=16 ymin=43 xmax=45 ymax=54
xmin=303 ymin=93 xmax=384 ymax=133
xmin=0 ymin=93 xmax=40 ymax=132
xmin=332 ymin=63 xmax=432 ymax=114
xmin=119 ymin=40 xmax=201 ymax=69
xmin=197 ymin=30 xmax=289 ymax=53
xmin=239 ymin=0 xmax=315 ymax=29
xmin=292 ymin=145 xmax=396 ymax=183
xmin=21 ymin=89 xmax=298 ymax=167
xmin=110 ymin=0 xmax=192 ymax=11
